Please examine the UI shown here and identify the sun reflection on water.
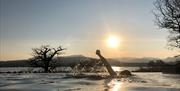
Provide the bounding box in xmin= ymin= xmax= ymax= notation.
xmin=107 ymin=79 xmax=125 ymax=91
xmin=112 ymin=81 xmax=123 ymax=91
xmin=112 ymin=67 xmax=122 ymax=72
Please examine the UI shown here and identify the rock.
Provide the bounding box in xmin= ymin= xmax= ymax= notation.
xmin=119 ymin=70 xmax=132 ymax=76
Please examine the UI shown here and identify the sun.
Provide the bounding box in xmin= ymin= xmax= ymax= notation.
xmin=107 ymin=35 xmax=120 ymax=48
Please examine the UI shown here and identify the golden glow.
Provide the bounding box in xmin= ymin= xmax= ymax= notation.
xmin=107 ymin=35 xmax=120 ymax=48
xmin=112 ymin=66 xmax=122 ymax=72
xmin=107 ymin=79 xmax=124 ymax=91
xmin=112 ymin=82 xmax=123 ymax=91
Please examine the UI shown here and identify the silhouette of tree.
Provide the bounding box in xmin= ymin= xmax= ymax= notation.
xmin=154 ymin=0 xmax=180 ymax=49
xmin=30 ymin=45 xmax=66 ymax=72
xmin=96 ymin=50 xmax=117 ymax=76
xmin=148 ymin=61 xmax=155 ymax=67
xmin=148 ymin=60 xmax=164 ymax=67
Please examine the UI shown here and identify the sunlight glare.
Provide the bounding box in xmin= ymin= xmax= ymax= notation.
xmin=107 ymin=35 xmax=120 ymax=48
xmin=108 ymin=79 xmax=124 ymax=91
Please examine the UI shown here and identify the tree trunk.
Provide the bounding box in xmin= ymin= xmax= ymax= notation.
xmin=97 ymin=54 xmax=117 ymax=76
xmin=44 ymin=61 xmax=50 ymax=73
xmin=44 ymin=67 xmax=48 ymax=73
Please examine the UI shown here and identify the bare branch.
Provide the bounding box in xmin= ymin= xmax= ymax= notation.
xmin=30 ymin=45 xmax=66 ymax=72
xmin=154 ymin=0 xmax=180 ymax=49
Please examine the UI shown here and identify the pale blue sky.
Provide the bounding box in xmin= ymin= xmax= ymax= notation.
xmin=0 ymin=0 xmax=178 ymax=60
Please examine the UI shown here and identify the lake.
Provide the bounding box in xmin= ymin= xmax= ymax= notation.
xmin=0 ymin=67 xmax=180 ymax=91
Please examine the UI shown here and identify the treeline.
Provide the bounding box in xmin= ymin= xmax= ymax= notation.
xmin=0 ymin=57 xmax=155 ymax=67
xmin=0 ymin=60 xmax=31 ymax=67
xmin=0 ymin=55 xmax=89 ymax=67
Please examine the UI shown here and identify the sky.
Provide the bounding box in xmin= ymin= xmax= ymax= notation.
xmin=0 ymin=0 xmax=178 ymax=60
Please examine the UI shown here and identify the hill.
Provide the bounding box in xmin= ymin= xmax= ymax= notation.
xmin=0 ymin=55 xmax=179 ymax=67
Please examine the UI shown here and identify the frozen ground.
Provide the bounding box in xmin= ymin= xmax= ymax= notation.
xmin=0 ymin=72 xmax=180 ymax=91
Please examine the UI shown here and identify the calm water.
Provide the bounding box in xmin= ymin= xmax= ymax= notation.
xmin=0 ymin=67 xmax=180 ymax=91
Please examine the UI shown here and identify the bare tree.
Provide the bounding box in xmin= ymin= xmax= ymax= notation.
xmin=30 ymin=45 xmax=66 ymax=72
xmin=154 ymin=0 xmax=180 ymax=49
xmin=96 ymin=50 xmax=117 ymax=76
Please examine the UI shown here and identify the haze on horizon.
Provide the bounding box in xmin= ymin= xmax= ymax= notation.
xmin=0 ymin=0 xmax=178 ymax=60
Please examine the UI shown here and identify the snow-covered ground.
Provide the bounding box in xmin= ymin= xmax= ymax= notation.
xmin=0 ymin=68 xmax=180 ymax=91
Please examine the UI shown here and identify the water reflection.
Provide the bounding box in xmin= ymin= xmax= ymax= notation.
xmin=104 ymin=79 xmax=125 ymax=91
xmin=112 ymin=66 xmax=139 ymax=72
xmin=111 ymin=80 xmax=123 ymax=91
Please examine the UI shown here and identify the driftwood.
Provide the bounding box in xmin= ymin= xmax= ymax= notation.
xmin=96 ymin=50 xmax=117 ymax=76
